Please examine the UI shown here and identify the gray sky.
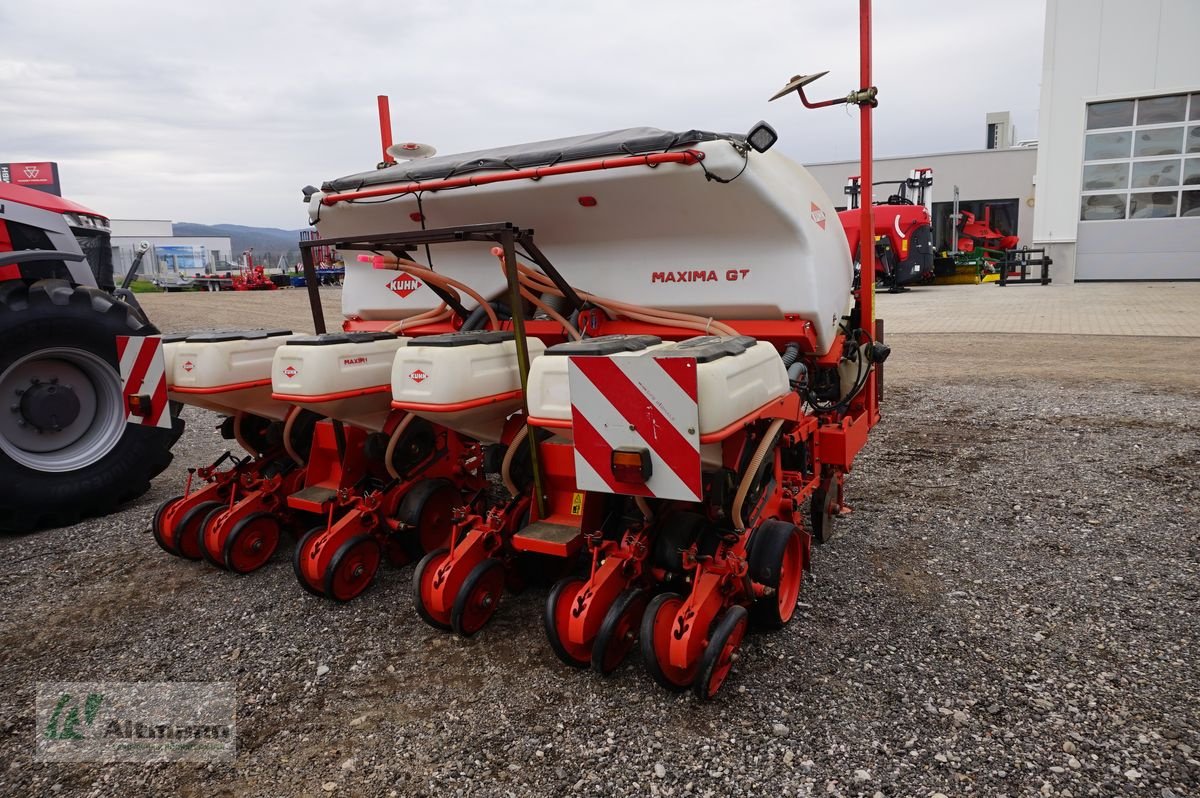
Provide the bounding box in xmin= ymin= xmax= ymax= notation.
xmin=1 ymin=0 xmax=1045 ymax=229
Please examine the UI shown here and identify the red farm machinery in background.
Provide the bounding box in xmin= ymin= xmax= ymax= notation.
xmin=838 ymin=167 xmax=936 ymax=292
xmin=148 ymin=0 xmax=886 ymax=700
xmin=0 ymin=181 xmax=182 ymax=531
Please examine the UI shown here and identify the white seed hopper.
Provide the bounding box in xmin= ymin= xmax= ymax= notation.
xmin=310 ymin=127 xmax=853 ymax=356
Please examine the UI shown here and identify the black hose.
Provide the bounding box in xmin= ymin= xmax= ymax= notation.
xmin=780 ymin=341 xmax=801 ymax=368
xmin=462 ymin=300 xmax=511 ymax=331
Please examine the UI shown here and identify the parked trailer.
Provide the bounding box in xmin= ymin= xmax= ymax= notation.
xmin=151 ymin=0 xmax=885 ymax=700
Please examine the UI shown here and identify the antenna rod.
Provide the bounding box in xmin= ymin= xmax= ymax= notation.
xmin=377 ymin=95 xmax=395 ymax=166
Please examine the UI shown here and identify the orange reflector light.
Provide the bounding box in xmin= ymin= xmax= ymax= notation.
xmin=611 ymin=447 xmax=651 ymax=483
xmin=127 ymin=394 xmax=152 ymax=417
xmin=577 ymin=196 xmax=597 ymax=207
xmin=901 ymin=239 xmax=909 ymax=255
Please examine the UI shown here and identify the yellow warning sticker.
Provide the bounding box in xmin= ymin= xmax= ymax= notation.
xmin=570 ymin=492 xmax=584 ymax=515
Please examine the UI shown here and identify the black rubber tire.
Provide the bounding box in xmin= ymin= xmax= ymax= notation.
xmin=150 ymin=494 xmax=182 ymax=554
xmin=174 ymin=500 xmax=222 ymax=561
xmin=810 ymin=479 xmax=837 ymax=545
xmin=197 ymin=504 xmax=229 ymax=568
xmin=694 ymin=605 xmax=749 ymax=701
xmin=412 ymin=547 xmax=452 ymax=631
xmin=394 ymin=478 xmax=456 ymax=560
xmin=0 ymin=279 xmax=183 ymax=532
xmin=544 ymin=576 xmax=590 ymax=669
xmin=591 ymin=587 xmax=649 ymax=676
xmin=652 ymin=512 xmax=710 ymax=573
xmin=322 ymin=533 xmax=381 ymax=602
xmin=639 ymin=591 xmax=691 ymax=693
xmin=222 ymin=511 xmax=282 ymax=575
xmin=292 ymin=526 xmax=326 ymax=597
xmin=746 ymin=519 xmax=801 ymax=630
xmin=450 ymin=558 xmax=505 ymax=638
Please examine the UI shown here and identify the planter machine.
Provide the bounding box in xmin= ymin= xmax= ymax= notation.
xmin=151 ymin=1 xmax=885 ymax=699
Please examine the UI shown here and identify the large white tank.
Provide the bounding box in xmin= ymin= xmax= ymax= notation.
xmin=310 ymin=128 xmax=853 ymax=355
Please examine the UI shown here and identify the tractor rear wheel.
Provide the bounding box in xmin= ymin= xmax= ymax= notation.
xmin=0 ymin=279 xmax=182 ymax=532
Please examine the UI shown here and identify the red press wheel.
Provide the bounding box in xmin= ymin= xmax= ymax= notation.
xmin=292 ymin=526 xmax=326 ymax=597
xmin=322 ymin=534 xmax=381 ymax=602
xmin=150 ymin=494 xmax=183 ymax=555
xmin=412 ymin=547 xmax=453 ymax=630
xmin=591 ymin=587 xmax=649 ymax=675
xmin=639 ymin=592 xmax=697 ymax=692
xmin=451 ymin=558 xmax=505 ymax=637
xmin=223 ymin=512 xmax=281 ymax=574
xmin=543 ymin=576 xmax=591 ymax=668
xmin=747 ymin=520 xmax=805 ymax=629
xmin=694 ymin=605 xmax=749 ymax=700
xmin=395 ymin=479 xmax=459 ymax=560
xmin=173 ymin=500 xmax=223 ymax=561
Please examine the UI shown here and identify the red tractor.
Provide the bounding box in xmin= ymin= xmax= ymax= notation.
xmin=0 ymin=181 xmax=182 ymax=531
xmin=837 ymin=167 xmax=936 ymax=291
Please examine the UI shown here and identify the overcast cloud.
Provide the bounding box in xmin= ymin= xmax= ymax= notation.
xmin=0 ymin=0 xmax=1045 ymax=228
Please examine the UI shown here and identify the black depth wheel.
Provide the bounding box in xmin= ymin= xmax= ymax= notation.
xmin=292 ymin=526 xmax=326 ymax=597
xmin=412 ymin=547 xmax=452 ymax=631
xmin=591 ymin=587 xmax=650 ymax=675
xmin=810 ymin=479 xmax=837 ymax=545
xmin=322 ymin=534 xmax=381 ymax=602
xmin=544 ymin=576 xmax=590 ymax=668
xmin=746 ymin=520 xmax=805 ymax=629
xmin=395 ymin=478 xmax=458 ymax=560
xmin=694 ymin=605 xmax=749 ymax=701
xmin=150 ymin=494 xmax=183 ymax=555
xmin=451 ymin=558 xmax=506 ymax=637
xmin=174 ymin=500 xmax=222 ymax=561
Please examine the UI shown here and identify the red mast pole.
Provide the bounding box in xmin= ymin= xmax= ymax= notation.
xmin=858 ymin=0 xmax=878 ymax=420
xmin=858 ymin=0 xmax=874 ymax=338
xmin=377 ymin=95 xmax=396 ymax=165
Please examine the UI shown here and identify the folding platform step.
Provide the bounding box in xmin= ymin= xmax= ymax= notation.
xmin=511 ymin=520 xmax=584 ymax=558
xmin=288 ymin=486 xmax=338 ymax=513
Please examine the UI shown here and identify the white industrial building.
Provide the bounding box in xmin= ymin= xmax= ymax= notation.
xmin=109 ymin=219 xmax=232 ymax=284
xmin=1033 ymin=0 xmax=1198 ymax=281
xmin=808 ymin=0 xmax=1198 ymax=283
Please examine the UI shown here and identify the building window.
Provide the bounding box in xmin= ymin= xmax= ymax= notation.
xmin=1080 ymin=92 xmax=1200 ymax=221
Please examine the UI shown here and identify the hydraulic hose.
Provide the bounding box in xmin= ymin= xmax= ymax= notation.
xmin=383 ymin=412 xmax=416 ymax=481
xmin=369 ymin=253 xmax=500 ymax=328
xmin=500 ymin=424 xmax=529 ymax=497
xmin=462 ymin=301 xmax=510 ymax=332
xmin=282 ymin=407 xmax=305 ymax=465
xmin=731 ymin=417 xmax=784 ymax=532
xmin=232 ymin=411 xmax=258 ymax=457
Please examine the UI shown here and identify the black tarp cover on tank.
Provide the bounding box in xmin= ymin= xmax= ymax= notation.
xmin=321 ymin=127 xmax=745 ymax=192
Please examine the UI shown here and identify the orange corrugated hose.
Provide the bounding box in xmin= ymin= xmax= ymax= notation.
xmin=492 ymin=249 xmax=739 ymax=338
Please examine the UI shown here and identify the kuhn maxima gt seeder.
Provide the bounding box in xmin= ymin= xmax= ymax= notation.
xmin=151 ymin=1 xmax=885 ymax=698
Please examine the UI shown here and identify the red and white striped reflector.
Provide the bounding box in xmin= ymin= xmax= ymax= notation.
xmin=116 ymin=335 xmax=171 ymax=429
xmin=568 ymin=355 xmax=701 ymax=502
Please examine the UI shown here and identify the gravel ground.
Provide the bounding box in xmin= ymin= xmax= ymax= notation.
xmin=0 ymin=327 xmax=1197 ymax=798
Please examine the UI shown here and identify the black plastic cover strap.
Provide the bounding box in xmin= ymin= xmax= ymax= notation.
xmin=655 ymin=335 xmax=758 ymax=363
xmin=544 ymin=334 xmax=663 ymax=357
xmin=286 ymin=331 xmax=397 ymax=346
xmin=411 ymin=330 xmax=515 ymax=347
xmin=185 ymin=328 xmax=293 ymax=342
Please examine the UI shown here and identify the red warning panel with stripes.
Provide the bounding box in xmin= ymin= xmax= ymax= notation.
xmin=116 ymin=335 xmax=171 ymax=429
xmin=568 ymin=354 xmax=702 ymax=502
